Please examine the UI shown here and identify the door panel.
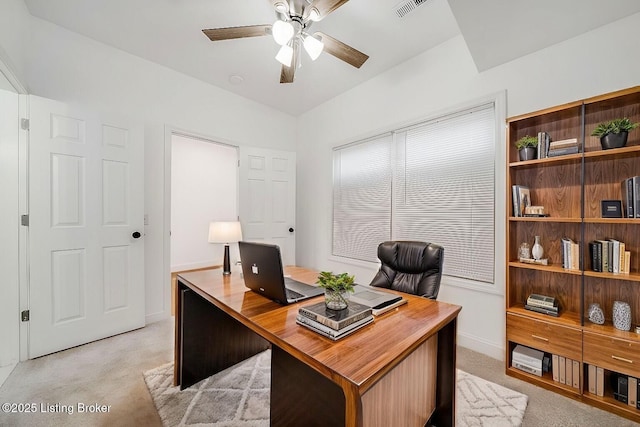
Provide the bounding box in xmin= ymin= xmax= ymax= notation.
xmin=29 ymin=95 xmax=144 ymax=358
xmin=239 ymin=147 xmax=296 ymax=265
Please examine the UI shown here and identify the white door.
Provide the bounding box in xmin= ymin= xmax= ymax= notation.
xmin=239 ymin=147 xmax=296 ymax=265
xmin=28 ymin=96 xmax=145 ymax=358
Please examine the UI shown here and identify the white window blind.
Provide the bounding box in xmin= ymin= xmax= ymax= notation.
xmin=332 ymin=134 xmax=393 ymax=262
xmin=331 ymin=102 xmax=496 ymax=283
xmin=393 ymin=104 xmax=495 ymax=283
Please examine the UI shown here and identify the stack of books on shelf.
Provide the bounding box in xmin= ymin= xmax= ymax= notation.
xmin=552 ymin=354 xmax=581 ymax=390
xmin=547 ymin=137 xmax=579 ymax=157
xmin=588 ymin=239 xmax=631 ymax=274
xmin=561 ymin=237 xmax=580 ymax=271
xmin=511 ymin=185 xmax=531 ymax=217
xmin=296 ymin=301 xmax=373 ymax=340
xmin=621 ymin=176 xmax=640 ymax=218
xmin=525 ymin=293 xmax=559 ymax=317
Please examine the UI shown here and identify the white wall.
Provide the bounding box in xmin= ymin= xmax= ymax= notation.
xmin=171 ymin=135 xmax=238 ymax=272
xmin=18 ymin=16 xmax=297 ymax=323
xmin=296 ymin=12 xmax=640 ymax=360
xmin=0 ymin=0 xmax=29 ymax=88
xmin=0 ymin=85 xmax=20 ymax=385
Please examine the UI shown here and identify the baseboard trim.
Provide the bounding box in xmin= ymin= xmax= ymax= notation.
xmin=0 ymin=363 xmax=17 ymax=388
xmin=146 ymin=311 xmax=170 ymax=325
xmin=457 ymin=332 xmax=503 ymax=361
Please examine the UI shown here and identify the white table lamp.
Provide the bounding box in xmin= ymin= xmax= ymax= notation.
xmin=208 ymin=221 xmax=243 ymax=275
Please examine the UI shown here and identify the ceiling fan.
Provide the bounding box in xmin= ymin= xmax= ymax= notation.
xmin=202 ymin=0 xmax=369 ymax=83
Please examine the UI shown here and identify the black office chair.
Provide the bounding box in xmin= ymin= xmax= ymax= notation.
xmin=369 ymin=241 xmax=444 ymax=300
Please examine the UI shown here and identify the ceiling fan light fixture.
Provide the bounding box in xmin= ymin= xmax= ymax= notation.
xmin=308 ymin=7 xmax=321 ymax=22
xmin=273 ymin=1 xmax=289 ymax=13
xmin=272 ymin=20 xmax=294 ymax=45
xmin=275 ymin=44 xmax=294 ymax=67
xmin=303 ymin=34 xmax=324 ymax=61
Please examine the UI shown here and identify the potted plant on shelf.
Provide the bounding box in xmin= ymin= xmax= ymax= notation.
xmin=316 ymin=271 xmax=355 ymax=310
xmin=591 ymin=117 xmax=639 ymax=150
xmin=515 ymin=135 xmax=538 ymax=161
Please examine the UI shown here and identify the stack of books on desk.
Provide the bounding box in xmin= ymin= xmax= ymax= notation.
xmin=296 ymin=301 xmax=374 ymax=340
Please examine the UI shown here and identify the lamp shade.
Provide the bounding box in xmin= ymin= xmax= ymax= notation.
xmin=272 ymin=19 xmax=294 ymax=46
xmin=303 ymin=34 xmax=324 ymax=60
xmin=275 ymin=44 xmax=294 ymax=66
xmin=208 ymin=221 xmax=243 ymax=244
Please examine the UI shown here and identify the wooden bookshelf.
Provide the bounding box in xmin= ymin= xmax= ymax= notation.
xmin=505 ymin=86 xmax=640 ymax=423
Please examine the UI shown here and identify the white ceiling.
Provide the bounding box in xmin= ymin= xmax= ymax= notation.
xmin=23 ymin=0 xmax=640 ymax=116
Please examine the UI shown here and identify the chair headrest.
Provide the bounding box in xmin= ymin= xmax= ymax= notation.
xmin=377 ymin=241 xmax=443 ymax=274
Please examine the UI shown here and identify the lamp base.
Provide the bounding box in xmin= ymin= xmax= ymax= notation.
xmin=222 ymin=244 xmax=231 ymax=275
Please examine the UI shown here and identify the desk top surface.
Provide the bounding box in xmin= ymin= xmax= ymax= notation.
xmin=177 ymin=266 xmax=461 ymax=392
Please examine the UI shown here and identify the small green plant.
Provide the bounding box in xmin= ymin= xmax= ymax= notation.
xmin=515 ymin=135 xmax=538 ymax=150
xmin=316 ymin=271 xmax=355 ymax=293
xmin=317 ymin=271 xmax=355 ymax=309
xmin=591 ymin=117 xmax=639 ymax=137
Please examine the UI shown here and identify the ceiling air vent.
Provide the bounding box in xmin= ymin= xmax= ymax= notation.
xmin=394 ymin=0 xmax=429 ymax=18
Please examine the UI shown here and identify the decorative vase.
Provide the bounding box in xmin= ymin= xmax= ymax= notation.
xmin=531 ymin=236 xmax=544 ymax=260
xmin=519 ymin=242 xmax=531 ymax=260
xmin=518 ymin=147 xmax=536 ymax=161
xmin=588 ymin=303 xmax=605 ymax=325
xmin=324 ymin=288 xmax=349 ymax=310
xmin=600 ymin=131 xmax=628 ymax=150
xmin=612 ymin=301 xmax=632 ymax=331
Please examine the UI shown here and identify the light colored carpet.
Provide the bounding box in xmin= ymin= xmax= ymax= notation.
xmin=144 ymin=350 xmax=528 ymax=427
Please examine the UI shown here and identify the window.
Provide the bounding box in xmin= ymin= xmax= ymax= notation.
xmin=332 ymin=102 xmax=496 ymax=283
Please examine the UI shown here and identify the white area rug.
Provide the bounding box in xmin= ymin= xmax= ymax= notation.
xmin=144 ymin=351 xmax=528 ymax=427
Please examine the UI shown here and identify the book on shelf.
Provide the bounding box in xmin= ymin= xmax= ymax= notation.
xmin=589 ymin=241 xmax=602 ymax=272
xmin=547 ymin=145 xmax=580 ymax=157
xmin=548 ymin=137 xmax=578 ymax=149
xmin=634 ymin=176 xmax=640 ymax=218
xmin=524 ymin=304 xmax=559 ymax=317
xmin=298 ymin=300 xmax=372 ymax=331
xmin=622 ymin=178 xmax=635 ymax=218
xmin=609 ymin=239 xmax=621 ymax=274
xmin=296 ymin=313 xmax=373 ymax=340
xmin=624 ymin=251 xmax=631 ymax=275
xmin=595 ymin=239 xmax=610 ymax=272
xmin=561 ymin=237 xmax=579 ymax=270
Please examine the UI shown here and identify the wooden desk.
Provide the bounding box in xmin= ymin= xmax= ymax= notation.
xmin=174 ymin=267 xmax=461 ymax=427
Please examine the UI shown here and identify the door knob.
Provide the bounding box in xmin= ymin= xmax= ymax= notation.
xmin=132 ymin=231 xmax=142 ymax=239
xmin=289 ymin=228 xmax=294 ymax=233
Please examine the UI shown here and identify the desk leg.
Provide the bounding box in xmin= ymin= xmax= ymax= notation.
xmin=178 ymin=286 xmax=269 ymax=389
xmin=271 ymin=346 xmax=347 ymax=426
xmin=427 ymin=318 xmax=456 ymax=427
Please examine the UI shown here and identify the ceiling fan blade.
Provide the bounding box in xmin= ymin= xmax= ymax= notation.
xmin=280 ymin=46 xmax=299 ymax=83
xmin=314 ymin=32 xmax=368 ymax=68
xmin=202 ymin=25 xmax=271 ymax=42
xmin=306 ymin=0 xmax=349 ymax=20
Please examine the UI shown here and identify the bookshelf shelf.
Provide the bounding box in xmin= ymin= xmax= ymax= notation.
xmin=509 ymin=216 xmax=581 ymax=223
xmin=506 ymin=86 xmax=640 ymax=423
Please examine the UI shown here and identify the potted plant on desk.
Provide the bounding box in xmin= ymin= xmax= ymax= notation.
xmin=591 ymin=117 xmax=639 ymax=150
xmin=515 ymin=135 xmax=538 ymax=161
xmin=316 ymin=271 xmax=355 ymax=310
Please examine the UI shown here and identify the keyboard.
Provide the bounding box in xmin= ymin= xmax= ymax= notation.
xmin=286 ymin=288 xmax=305 ymax=300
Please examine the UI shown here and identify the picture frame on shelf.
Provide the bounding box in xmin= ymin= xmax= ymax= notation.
xmin=601 ymin=200 xmax=623 ymax=218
